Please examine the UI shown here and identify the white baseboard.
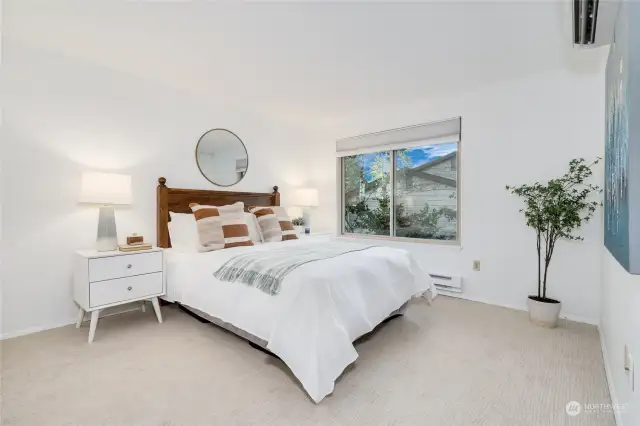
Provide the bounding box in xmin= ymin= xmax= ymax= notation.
xmin=1 ymin=292 xmax=599 ymax=340
xmin=599 ymin=325 xmax=623 ymax=426
xmin=1 ymin=305 xmax=144 ymax=341
xmin=560 ymin=312 xmax=599 ymax=326
xmin=441 ymin=292 xmax=599 ymax=325
xmin=1 ymin=317 xmax=78 ymax=340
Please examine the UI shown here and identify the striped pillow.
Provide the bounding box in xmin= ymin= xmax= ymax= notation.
xmin=249 ymin=206 xmax=298 ymax=242
xmin=190 ymin=202 xmax=254 ymax=251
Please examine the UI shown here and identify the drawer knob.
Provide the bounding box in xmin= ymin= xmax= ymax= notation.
xmin=127 ymin=264 xmax=132 ymax=269
xmin=127 ymin=286 xmax=132 ymax=291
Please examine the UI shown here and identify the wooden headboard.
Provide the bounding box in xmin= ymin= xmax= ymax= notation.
xmin=156 ymin=177 xmax=280 ymax=248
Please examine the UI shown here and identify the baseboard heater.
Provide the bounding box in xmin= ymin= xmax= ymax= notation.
xmin=430 ymin=273 xmax=463 ymax=294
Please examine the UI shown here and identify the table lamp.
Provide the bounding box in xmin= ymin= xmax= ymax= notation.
xmin=293 ymin=188 xmax=319 ymax=234
xmin=79 ymin=172 xmax=132 ymax=251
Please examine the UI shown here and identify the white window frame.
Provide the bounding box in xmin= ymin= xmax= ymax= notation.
xmin=336 ymin=120 xmax=461 ymax=246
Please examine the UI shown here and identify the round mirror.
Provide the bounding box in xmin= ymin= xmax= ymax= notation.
xmin=195 ymin=129 xmax=248 ymax=187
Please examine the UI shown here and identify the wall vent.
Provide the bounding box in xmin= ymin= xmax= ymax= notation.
xmin=573 ymin=0 xmax=599 ymax=46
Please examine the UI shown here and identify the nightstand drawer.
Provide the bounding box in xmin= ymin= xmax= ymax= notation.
xmin=89 ymin=251 xmax=162 ymax=282
xmin=90 ymin=272 xmax=163 ymax=308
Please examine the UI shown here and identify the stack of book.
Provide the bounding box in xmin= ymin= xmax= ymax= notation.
xmin=118 ymin=243 xmax=152 ymax=252
xmin=118 ymin=234 xmax=152 ymax=252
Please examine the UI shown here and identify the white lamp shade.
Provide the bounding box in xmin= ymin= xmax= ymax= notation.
xmin=79 ymin=172 xmax=132 ymax=205
xmin=293 ymin=188 xmax=319 ymax=207
xmin=287 ymin=206 xmax=304 ymax=219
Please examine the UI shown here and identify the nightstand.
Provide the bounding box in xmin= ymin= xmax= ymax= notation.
xmin=73 ymin=247 xmax=164 ymax=343
xmin=297 ymin=232 xmax=332 ymax=243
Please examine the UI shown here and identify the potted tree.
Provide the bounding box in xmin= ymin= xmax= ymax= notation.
xmin=506 ymin=158 xmax=601 ymax=328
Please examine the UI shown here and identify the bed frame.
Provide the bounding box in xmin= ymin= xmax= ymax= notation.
xmin=156 ymin=177 xmax=405 ymax=357
xmin=156 ymin=176 xmax=280 ymax=249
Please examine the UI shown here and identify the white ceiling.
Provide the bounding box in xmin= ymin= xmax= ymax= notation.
xmin=4 ymin=1 xmax=608 ymax=120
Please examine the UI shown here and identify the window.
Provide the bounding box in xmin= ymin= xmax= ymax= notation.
xmin=394 ymin=144 xmax=458 ymax=240
xmin=338 ymin=118 xmax=460 ymax=243
xmin=343 ymin=151 xmax=391 ymax=236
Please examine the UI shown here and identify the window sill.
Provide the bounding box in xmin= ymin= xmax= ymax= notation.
xmin=337 ymin=233 xmax=462 ymax=249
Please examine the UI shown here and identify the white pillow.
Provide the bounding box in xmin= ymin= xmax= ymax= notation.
xmin=245 ymin=212 xmax=263 ymax=244
xmin=169 ymin=211 xmax=263 ymax=251
xmin=168 ymin=212 xmax=199 ymax=252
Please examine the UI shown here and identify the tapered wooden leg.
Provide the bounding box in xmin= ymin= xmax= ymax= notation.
xmin=88 ymin=310 xmax=100 ymax=343
xmin=140 ymin=301 xmax=146 ymax=313
xmin=151 ymin=297 xmax=163 ymax=324
xmin=76 ymin=308 xmax=85 ymax=328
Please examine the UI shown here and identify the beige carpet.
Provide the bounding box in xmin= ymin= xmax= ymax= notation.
xmin=1 ymin=297 xmax=614 ymax=426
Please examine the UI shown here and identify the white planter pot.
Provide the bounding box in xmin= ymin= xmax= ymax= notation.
xmin=294 ymin=226 xmax=305 ymax=235
xmin=527 ymin=296 xmax=562 ymax=328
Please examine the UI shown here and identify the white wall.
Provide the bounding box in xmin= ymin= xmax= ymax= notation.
xmin=601 ymin=249 xmax=640 ymax=425
xmin=0 ymin=0 xmax=4 ymax=342
xmin=318 ymin=58 xmax=608 ymax=324
xmin=599 ymin=3 xmax=640 ymax=424
xmin=1 ymin=2 xmax=609 ymax=337
xmin=0 ymin=39 xmax=326 ymax=338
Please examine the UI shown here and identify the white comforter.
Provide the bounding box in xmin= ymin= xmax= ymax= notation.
xmin=164 ymin=239 xmax=435 ymax=403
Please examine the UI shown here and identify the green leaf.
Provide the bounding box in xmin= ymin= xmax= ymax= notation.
xmin=506 ymin=157 xmax=602 ymax=291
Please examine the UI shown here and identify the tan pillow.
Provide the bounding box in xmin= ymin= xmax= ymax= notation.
xmin=190 ymin=202 xmax=254 ymax=251
xmin=249 ymin=206 xmax=298 ymax=242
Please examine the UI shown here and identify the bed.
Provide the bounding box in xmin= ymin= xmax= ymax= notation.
xmin=157 ymin=177 xmax=436 ymax=403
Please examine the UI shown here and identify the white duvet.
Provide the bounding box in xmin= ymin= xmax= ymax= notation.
xmin=164 ymin=239 xmax=435 ymax=403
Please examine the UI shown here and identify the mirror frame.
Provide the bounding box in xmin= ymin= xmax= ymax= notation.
xmin=195 ymin=128 xmax=249 ymax=187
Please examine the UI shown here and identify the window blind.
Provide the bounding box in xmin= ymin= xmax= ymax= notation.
xmin=336 ymin=117 xmax=461 ymax=157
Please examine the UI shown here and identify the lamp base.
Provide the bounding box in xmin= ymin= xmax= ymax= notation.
xmin=96 ymin=206 xmax=118 ymax=252
xmin=303 ymin=209 xmax=312 ymax=235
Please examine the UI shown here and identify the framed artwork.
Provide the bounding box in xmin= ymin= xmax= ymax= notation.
xmin=605 ymin=4 xmax=638 ymax=273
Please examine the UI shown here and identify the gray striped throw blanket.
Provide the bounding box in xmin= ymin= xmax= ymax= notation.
xmin=214 ymin=242 xmax=376 ymax=295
